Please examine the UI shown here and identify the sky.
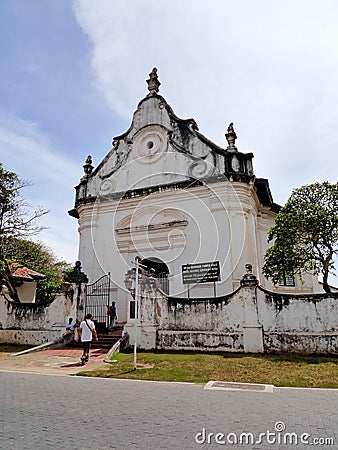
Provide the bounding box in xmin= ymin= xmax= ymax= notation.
xmin=1 ymin=0 xmax=338 ymax=266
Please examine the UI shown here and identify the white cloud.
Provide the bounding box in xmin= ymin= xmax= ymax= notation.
xmin=0 ymin=112 xmax=81 ymax=262
xmin=0 ymin=113 xmax=80 ymax=184
xmin=3 ymin=1 xmax=336 ymax=273
xmin=73 ymin=0 xmax=338 ymax=206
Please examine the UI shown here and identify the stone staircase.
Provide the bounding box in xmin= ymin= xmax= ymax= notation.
xmin=67 ymin=326 xmax=124 ymax=350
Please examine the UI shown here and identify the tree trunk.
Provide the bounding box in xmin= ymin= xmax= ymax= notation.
xmin=322 ymin=269 xmax=331 ymax=294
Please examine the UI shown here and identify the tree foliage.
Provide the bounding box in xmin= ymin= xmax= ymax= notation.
xmin=0 ymin=163 xmax=49 ymax=301
xmin=263 ymin=182 xmax=338 ymax=293
xmin=0 ymin=163 xmax=47 ymax=246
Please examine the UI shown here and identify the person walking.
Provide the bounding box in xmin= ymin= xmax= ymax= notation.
xmin=77 ymin=313 xmax=98 ymax=365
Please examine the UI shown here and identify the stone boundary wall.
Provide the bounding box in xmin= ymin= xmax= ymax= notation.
xmin=257 ymin=287 xmax=338 ymax=354
xmin=155 ymin=291 xmax=244 ymax=352
xmin=1 ymin=269 xmax=337 ymax=353
xmin=0 ymin=284 xmax=83 ymax=345
xmin=130 ymin=274 xmax=338 ymax=354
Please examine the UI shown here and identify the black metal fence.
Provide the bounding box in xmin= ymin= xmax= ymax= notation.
xmin=157 ymin=272 xmax=169 ymax=294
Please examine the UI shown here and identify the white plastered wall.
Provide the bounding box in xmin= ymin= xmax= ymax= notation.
xmin=77 ymin=179 xmax=270 ymax=322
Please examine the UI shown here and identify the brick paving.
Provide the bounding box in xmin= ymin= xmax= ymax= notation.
xmin=42 ymin=347 xmax=107 ymax=358
xmin=0 ymin=346 xmax=109 ymax=375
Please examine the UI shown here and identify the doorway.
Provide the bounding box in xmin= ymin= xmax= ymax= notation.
xmin=141 ymin=257 xmax=169 ymax=294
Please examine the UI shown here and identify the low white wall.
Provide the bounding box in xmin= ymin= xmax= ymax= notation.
xmin=257 ymin=287 xmax=338 ymax=353
xmin=0 ymin=284 xmax=81 ymax=345
xmin=129 ymin=279 xmax=338 ymax=354
xmin=157 ymin=330 xmax=243 ymax=352
xmin=0 ymin=330 xmax=63 ymax=345
xmin=263 ymin=332 xmax=338 ymax=354
xmin=2 ymin=275 xmax=337 ymax=353
xmin=157 ymin=292 xmax=244 ymax=332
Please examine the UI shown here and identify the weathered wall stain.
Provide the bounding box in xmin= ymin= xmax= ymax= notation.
xmin=132 ymin=279 xmax=338 ymax=354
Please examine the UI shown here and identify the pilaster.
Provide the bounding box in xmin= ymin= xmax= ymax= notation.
xmin=240 ymin=264 xmax=264 ymax=352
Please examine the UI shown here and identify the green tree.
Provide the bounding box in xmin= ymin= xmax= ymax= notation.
xmin=0 ymin=163 xmax=48 ymax=301
xmin=263 ymin=182 xmax=338 ymax=293
xmin=3 ymin=237 xmax=70 ymax=304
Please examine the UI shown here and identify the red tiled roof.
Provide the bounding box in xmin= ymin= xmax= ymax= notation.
xmin=9 ymin=264 xmax=46 ymax=281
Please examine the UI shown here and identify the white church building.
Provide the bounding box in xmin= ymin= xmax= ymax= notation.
xmin=69 ymin=68 xmax=320 ymax=327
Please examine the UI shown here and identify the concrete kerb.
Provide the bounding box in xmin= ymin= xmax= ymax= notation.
xmin=104 ymin=333 xmax=130 ymax=363
xmin=205 ymin=380 xmax=275 ymax=393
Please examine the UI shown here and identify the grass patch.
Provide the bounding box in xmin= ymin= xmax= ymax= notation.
xmin=76 ymin=350 xmax=338 ymax=388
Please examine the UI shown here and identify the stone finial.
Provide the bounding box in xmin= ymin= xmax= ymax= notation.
xmin=64 ymin=261 xmax=89 ymax=285
xmin=241 ymin=263 xmax=258 ymax=287
xmin=225 ymin=122 xmax=238 ymax=152
xmin=146 ymin=67 xmax=161 ymax=95
xmin=227 ymin=122 xmax=234 ymax=133
xmin=245 ymin=263 xmax=252 ymax=274
xmin=83 ymin=155 xmax=94 ymax=176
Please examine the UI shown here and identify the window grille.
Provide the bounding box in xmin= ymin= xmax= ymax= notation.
xmin=278 ymin=276 xmax=295 ymax=287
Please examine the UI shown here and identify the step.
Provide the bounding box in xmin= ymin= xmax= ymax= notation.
xmin=66 ymin=331 xmax=123 ymax=349
xmin=67 ymin=340 xmax=114 ymax=350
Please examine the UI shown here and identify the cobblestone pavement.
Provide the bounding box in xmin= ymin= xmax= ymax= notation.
xmin=0 ymin=370 xmax=337 ymax=450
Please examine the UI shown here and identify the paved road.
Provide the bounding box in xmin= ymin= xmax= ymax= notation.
xmin=0 ymin=372 xmax=337 ymax=450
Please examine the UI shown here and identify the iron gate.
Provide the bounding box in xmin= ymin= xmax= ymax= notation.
xmin=157 ymin=272 xmax=169 ymax=294
xmin=85 ymin=274 xmax=110 ymax=333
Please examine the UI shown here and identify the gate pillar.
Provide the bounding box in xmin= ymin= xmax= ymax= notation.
xmin=240 ymin=264 xmax=264 ymax=353
xmin=64 ymin=261 xmax=88 ymax=325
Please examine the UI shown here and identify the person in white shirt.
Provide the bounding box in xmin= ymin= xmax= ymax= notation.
xmin=77 ymin=313 xmax=98 ymax=365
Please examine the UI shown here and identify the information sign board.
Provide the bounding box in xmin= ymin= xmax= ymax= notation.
xmin=182 ymin=261 xmax=221 ymax=284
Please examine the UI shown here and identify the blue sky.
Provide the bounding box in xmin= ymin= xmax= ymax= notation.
xmin=1 ymin=0 xmax=338 ymax=267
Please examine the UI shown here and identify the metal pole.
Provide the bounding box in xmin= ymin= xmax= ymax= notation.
xmin=133 ymin=257 xmax=139 ymax=370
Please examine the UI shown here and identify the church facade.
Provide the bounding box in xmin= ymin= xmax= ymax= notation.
xmin=69 ymin=68 xmax=320 ymax=324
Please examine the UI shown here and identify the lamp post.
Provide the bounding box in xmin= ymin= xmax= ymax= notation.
xmin=124 ymin=256 xmax=143 ymax=370
xmin=133 ymin=256 xmax=140 ymax=370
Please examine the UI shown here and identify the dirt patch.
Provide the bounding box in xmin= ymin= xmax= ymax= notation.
xmin=137 ymin=363 xmax=154 ymax=369
xmin=0 ymin=344 xmax=33 ymax=358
